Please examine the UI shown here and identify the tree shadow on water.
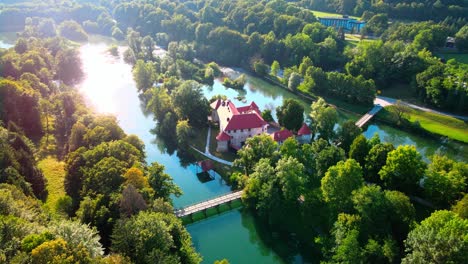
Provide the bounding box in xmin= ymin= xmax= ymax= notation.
xmin=239 ymin=208 xmax=319 ymax=264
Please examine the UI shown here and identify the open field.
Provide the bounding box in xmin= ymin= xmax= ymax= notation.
xmin=380 ymin=106 xmax=468 ymax=143
xmin=38 ymin=157 xmax=66 ymax=212
xmin=310 ymin=10 xmax=359 ymax=20
xmin=436 ymin=52 xmax=468 ymax=64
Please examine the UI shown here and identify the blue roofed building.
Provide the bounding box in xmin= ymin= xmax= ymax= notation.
xmin=318 ymin=15 xmax=366 ymax=33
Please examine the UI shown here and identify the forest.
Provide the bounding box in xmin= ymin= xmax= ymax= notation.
xmin=0 ymin=0 xmax=467 ymax=263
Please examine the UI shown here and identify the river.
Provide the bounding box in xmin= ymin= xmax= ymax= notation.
xmin=1 ymin=34 xmax=467 ymax=263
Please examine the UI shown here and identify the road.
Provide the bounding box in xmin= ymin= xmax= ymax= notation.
xmin=375 ymin=96 xmax=468 ymax=121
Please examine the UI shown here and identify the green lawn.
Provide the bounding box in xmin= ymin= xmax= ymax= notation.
xmin=311 ymin=10 xmax=359 ymax=20
xmin=436 ymin=52 xmax=468 ymax=64
xmin=38 ymin=157 xmax=66 ymax=213
xmin=191 ymin=126 xmax=208 ymax=151
xmin=381 ymin=106 xmax=468 ymax=143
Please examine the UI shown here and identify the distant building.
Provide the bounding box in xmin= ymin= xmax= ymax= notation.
xmin=211 ymin=99 xmax=268 ymax=152
xmin=296 ymin=123 xmax=312 ymax=144
xmin=318 ymin=16 xmax=366 ymax=33
xmin=446 ymin=37 xmax=456 ymax=49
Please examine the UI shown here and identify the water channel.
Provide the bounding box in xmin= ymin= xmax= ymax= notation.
xmin=1 ymin=34 xmax=467 ymax=263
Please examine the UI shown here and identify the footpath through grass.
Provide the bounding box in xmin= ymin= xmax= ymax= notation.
xmin=38 ymin=157 xmax=66 ymax=213
xmin=379 ymin=106 xmax=468 ymax=143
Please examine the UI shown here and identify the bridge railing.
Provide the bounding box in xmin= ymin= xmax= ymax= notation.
xmin=173 ymin=190 xmax=243 ymax=212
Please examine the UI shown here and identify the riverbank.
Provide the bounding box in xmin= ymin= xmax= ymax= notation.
xmin=376 ymin=107 xmax=468 ymax=144
xmin=260 ymin=71 xmax=468 ymax=144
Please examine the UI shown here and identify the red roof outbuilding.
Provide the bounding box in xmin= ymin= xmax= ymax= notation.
xmin=271 ymin=129 xmax=294 ymax=142
xmin=216 ymin=131 xmax=231 ymax=141
xmin=297 ymin=123 xmax=311 ymax=136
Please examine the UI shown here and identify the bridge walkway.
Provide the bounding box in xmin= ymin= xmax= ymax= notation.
xmin=174 ymin=191 xmax=243 ymax=218
xmin=355 ymin=104 xmax=383 ymax=128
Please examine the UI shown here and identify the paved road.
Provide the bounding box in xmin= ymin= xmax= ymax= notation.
xmin=376 ymin=96 xmax=468 ymax=121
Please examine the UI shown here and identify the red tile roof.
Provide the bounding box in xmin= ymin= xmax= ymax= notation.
xmin=225 ymin=113 xmax=267 ymax=130
xmin=237 ymin=101 xmax=260 ymax=114
xmin=271 ymin=129 xmax=294 ymax=142
xmin=216 ymin=131 xmax=231 ymax=141
xmin=297 ymin=123 xmax=311 ymax=136
xmin=227 ymin=101 xmax=239 ymax=115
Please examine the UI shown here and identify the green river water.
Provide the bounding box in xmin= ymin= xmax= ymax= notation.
xmin=1 ymin=35 xmax=466 ymax=263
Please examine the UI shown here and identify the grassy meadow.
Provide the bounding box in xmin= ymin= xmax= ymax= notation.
xmin=38 ymin=157 xmax=66 ymax=213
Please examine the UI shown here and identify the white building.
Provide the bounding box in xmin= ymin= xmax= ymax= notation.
xmin=211 ymin=99 xmax=268 ymax=152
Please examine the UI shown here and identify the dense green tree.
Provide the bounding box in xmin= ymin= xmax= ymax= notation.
xmin=321 ymin=159 xmax=364 ymax=214
xmin=310 ymin=98 xmax=338 ymax=141
xmin=0 ymin=79 xmax=43 ymax=141
xmin=455 ymin=25 xmax=468 ymax=51
xmin=280 ymin=137 xmax=300 ymax=158
xmin=234 ymin=134 xmax=278 ymax=175
xmin=276 ymin=156 xmax=305 ymax=202
xmin=261 ymin=109 xmax=274 ymax=122
xmin=352 ymin=185 xmax=389 ymax=236
xmin=270 ymin=60 xmax=280 ymax=76
xmin=133 ymin=60 xmax=155 ymax=92
xmin=58 ymin=20 xmax=88 ymax=42
xmin=364 ymin=143 xmax=394 ymax=183
xmin=276 ymin=98 xmax=304 ymax=132
xmin=402 ymin=210 xmax=468 ymax=264
xmin=56 ymin=48 xmax=83 ymax=85
xmin=362 ymin=14 xmax=388 ymax=36
xmin=379 ymin=145 xmax=426 ymax=193
xmin=384 ymin=190 xmax=416 ymax=242
xmin=336 ymin=121 xmax=362 ymax=153
xmin=50 ymin=220 xmax=104 ymax=258
xmin=452 ymin=194 xmax=468 ymax=219
xmin=349 ymin=135 xmax=369 ymax=167
xmin=172 ymin=81 xmax=210 ymax=127
xmin=176 ymin=120 xmax=193 ymax=148
xmin=111 ymin=211 xmax=201 ymax=264
xmin=314 ymin=143 xmax=346 ymax=179
xmin=147 ymin=162 xmax=182 ymax=200
xmin=288 ymin=72 xmax=301 ymax=91
xmin=81 ymin=157 xmax=126 ymax=197
xmin=423 ymin=155 xmax=467 ymax=207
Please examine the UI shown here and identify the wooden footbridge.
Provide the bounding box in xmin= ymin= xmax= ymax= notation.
xmin=355 ymin=104 xmax=383 ymax=128
xmin=174 ymin=190 xmax=243 ymax=218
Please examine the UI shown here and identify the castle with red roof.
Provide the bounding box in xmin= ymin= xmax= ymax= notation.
xmin=211 ymin=99 xmax=268 ymax=152
xmin=211 ymin=99 xmax=312 ymax=152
